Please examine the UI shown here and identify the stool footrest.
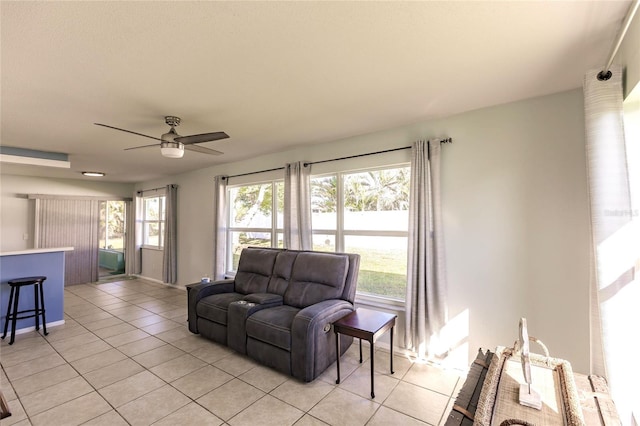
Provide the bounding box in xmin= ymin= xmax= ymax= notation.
xmin=8 ymin=309 xmax=46 ymax=321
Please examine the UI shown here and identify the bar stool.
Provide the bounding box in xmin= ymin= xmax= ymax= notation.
xmin=2 ymin=276 xmax=48 ymax=345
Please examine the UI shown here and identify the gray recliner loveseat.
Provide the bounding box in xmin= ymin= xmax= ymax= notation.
xmin=187 ymin=247 xmax=360 ymax=382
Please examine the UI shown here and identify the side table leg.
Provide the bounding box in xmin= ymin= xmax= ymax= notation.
xmin=335 ymin=332 xmax=341 ymax=384
xmin=359 ymin=338 xmax=363 ymax=363
xmin=370 ymin=340 xmax=375 ymax=398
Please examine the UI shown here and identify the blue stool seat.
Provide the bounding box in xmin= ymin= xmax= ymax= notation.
xmin=2 ymin=276 xmax=48 ymax=345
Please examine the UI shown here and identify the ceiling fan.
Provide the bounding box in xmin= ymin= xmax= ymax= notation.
xmin=94 ymin=116 xmax=229 ymax=158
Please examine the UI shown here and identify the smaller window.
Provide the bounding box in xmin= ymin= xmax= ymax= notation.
xmin=143 ymin=195 xmax=165 ymax=248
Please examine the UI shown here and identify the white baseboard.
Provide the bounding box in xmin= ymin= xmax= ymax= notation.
xmin=132 ymin=275 xmax=187 ymax=291
xmin=11 ymin=319 xmax=65 ymax=335
xmin=133 ymin=274 xmax=165 ymax=285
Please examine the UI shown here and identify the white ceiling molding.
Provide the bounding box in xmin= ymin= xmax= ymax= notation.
xmin=0 ymin=154 xmax=70 ymax=169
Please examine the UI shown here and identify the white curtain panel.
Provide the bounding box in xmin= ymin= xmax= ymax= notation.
xmin=405 ymin=139 xmax=448 ymax=359
xmin=162 ymin=184 xmax=178 ymax=284
xmin=213 ymin=176 xmax=229 ymax=280
xmin=584 ymin=65 xmax=639 ymax=422
xmin=284 ymin=161 xmax=312 ymax=250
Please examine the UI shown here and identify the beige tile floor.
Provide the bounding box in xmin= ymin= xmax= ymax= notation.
xmin=1 ymin=278 xmax=465 ymax=426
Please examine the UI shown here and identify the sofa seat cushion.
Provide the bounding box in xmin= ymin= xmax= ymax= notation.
xmin=246 ymin=305 xmax=300 ymax=351
xmin=197 ymin=292 xmax=245 ymax=325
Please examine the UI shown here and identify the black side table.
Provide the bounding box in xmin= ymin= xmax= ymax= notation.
xmin=333 ymin=307 xmax=397 ymax=398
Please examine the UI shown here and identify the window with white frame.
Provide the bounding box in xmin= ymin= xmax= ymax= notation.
xmin=311 ymin=165 xmax=410 ymax=301
xmin=142 ymin=195 xmax=165 ymax=248
xmin=227 ymin=180 xmax=284 ymax=272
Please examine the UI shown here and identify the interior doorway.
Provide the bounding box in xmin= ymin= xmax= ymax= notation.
xmin=98 ymin=200 xmax=127 ymax=278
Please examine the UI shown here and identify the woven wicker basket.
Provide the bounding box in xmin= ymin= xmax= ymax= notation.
xmin=474 ymin=346 xmax=585 ymax=426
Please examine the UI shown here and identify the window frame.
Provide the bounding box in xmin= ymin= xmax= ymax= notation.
xmin=141 ymin=194 xmax=166 ymax=250
xmin=311 ymin=163 xmax=411 ymax=302
xmin=226 ymin=179 xmax=284 ymax=276
xmin=222 ymin=163 xmax=411 ymax=304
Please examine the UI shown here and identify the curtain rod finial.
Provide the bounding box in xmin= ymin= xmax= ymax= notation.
xmin=597 ymin=70 xmax=612 ymax=81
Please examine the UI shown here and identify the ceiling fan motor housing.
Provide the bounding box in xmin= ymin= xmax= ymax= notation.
xmin=161 ymin=127 xmax=180 ymax=142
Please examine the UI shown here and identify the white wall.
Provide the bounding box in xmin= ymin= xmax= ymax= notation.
xmin=0 ymin=174 xmax=134 ymax=252
xmin=615 ymin=6 xmax=640 ymax=98
xmin=141 ymin=248 xmax=164 ymax=282
xmin=139 ymin=88 xmax=591 ymax=373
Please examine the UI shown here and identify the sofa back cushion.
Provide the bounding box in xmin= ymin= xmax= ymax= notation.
xmin=235 ymin=248 xmax=280 ymax=295
xmin=284 ymin=252 xmax=349 ymax=308
xmin=341 ymin=253 xmax=360 ymax=303
xmin=266 ymin=251 xmax=298 ymax=296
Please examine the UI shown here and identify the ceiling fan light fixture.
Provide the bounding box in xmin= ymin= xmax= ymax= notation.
xmin=160 ymin=141 xmax=184 ymax=158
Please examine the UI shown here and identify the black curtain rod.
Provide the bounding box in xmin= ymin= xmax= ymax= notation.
xmin=304 ymin=137 xmax=452 ymax=167
xmin=222 ymin=137 xmax=452 ymax=181
xmin=222 ymin=166 xmax=285 ymax=180
xmin=136 ymin=184 xmax=176 ymax=195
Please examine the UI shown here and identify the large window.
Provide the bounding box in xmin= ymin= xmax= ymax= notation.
xmin=224 ymin=166 xmax=410 ymax=301
xmin=143 ymin=195 xmax=165 ymax=248
xmin=227 ymin=181 xmax=284 ymax=271
xmin=311 ymin=165 xmax=410 ymax=301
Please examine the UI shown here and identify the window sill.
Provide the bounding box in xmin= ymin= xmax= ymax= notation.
xmin=141 ymin=246 xmax=163 ymax=251
xmin=355 ymin=293 xmax=405 ymax=311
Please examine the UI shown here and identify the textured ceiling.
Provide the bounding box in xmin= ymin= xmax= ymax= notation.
xmin=0 ymin=1 xmax=631 ymax=182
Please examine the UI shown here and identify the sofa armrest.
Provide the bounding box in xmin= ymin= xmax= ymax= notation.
xmin=186 ymin=279 xmax=235 ymax=333
xmin=291 ymin=299 xmax=355 ymax=381
xmin=243 ymin=292 xmax=283 ymax=306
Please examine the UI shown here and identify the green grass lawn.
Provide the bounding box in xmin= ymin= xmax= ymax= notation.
xmin=350 ymin=245 xmax=406 ymax=300
xmin=356 ymin=269 xmax=406 ymax=299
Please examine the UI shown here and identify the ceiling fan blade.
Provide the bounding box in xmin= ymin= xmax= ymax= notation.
xmin=184 ymin=144 xmax=224 ymax=156
xmin=175 ymin=131 xmax=229 ymax=145
xmin=94 ymin=123 xmax=162 ymax=141
xmin=124 ymin=143 xmax=160 ymax=151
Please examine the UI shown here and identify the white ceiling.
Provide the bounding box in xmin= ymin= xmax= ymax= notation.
xmin=0 ymin=1 xmax=632 ymax=183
